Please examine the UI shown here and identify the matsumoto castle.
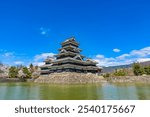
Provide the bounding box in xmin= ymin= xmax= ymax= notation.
xmin=40 ymin=37 xmax=102 ymax=75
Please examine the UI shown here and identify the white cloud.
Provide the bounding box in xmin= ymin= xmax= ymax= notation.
xmin=96 ymin=55 xmax=105 ymax=59
xmin=136 ymin=58 xmax=150 ymax=63
xmin=33 ymin=53 xmax=55 ymax=66
xmin=1 ymin=46 xmax=150 ymax=67
xmin=40 ymin=27 xmax=50 ymax=36
xmin=130 ymin=47 xmax=150 ymax=57
xmin=3 ymin=52 xmax=14 ymax=57
xmin=30 ymin=46 xmax=150 ymax=67
xmin=33 ymin=62 xmax=45 ymax=66
xmin=14 ymin=61 xmax=24 ymax=65
xmin=41 ymin=31 xmax=46 ymax=35
xmin=116 ymin=54 xmax=130 ymax=60
xmin=0 ymin=51 xmax=56 ymax=66
xmin=94 ymin=46 xmax=150 ymax=67
xmin=34 ymin=53 xmax=55 ymax=62
xmin=113 ymin=48 xmax=121 ymax=53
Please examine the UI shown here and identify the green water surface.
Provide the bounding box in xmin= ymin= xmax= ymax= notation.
xmin=0 ymin=82 xmax=150 ymax=100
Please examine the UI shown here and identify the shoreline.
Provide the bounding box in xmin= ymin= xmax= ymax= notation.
xmin=34 ymin=72 xmax=150 ymax=84
xmin=0 ymin=78 xmax=23 ymax=82
xmin=106 ymin=76 xmax=150 ymax=83
xmin=1 ymin=73 xmax=150 ymax=84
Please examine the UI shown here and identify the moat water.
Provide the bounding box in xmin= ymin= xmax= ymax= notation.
xmin=0 ymin=82 xmax=150 ymax=100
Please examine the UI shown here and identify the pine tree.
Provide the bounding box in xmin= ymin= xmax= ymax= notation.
xmin=132 ymin=63 xmax=143 ymax=76
xmin=144 ymin=66 xmax=150 ymax=75
xmin=22 ymin=67 xmax=31 ymax=78
xmin=29 ymin=63 xmax=34 ymax=73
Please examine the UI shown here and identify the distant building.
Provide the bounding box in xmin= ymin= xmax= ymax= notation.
xmin=40 ymin=37 xmax=102 ymax=74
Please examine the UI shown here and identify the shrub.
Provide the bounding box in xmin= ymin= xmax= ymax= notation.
xmin=103 ymin=73 xmax=110 ymax=78
xmin=113 ymin=69 xmax=126 ymax=76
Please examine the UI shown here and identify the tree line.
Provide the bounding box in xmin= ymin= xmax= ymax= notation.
xmin=8 ymin=64 xmax=40 ymax=79
xmin=132 ymin=63 xmax=150 ymax=76
xmin=103 ymin=62 xmax=150 ymax=77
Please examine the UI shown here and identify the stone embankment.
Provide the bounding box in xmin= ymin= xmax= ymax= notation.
xmin=107 ymin=76 xmax=150 ymax=83
xmin=34 ymin=72 xmax=106 ymax=84
xmin=0 ymin=78 xmax=21 ymax=82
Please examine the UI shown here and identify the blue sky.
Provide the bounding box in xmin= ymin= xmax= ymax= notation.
xmin=0 ymin=0 xmax=150 ymax=66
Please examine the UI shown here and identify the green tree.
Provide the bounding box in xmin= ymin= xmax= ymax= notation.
xmin=29 ymin=63 xmax=34 ymax=73
xmin=132 ymin=63 xmax=143 ymax=76
xmin=0 ymin=69 xmax=3 ymax=73
xmin=9 ymin=66 xmax=18 ymax=78
xmin=22 ymin=67 xmax=31 ymax=78
xmin=144 ymin=66 xmax=150 ymax=75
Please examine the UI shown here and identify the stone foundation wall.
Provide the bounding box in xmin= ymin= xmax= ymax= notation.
xmin=34 ymin=72 xmax=106 ymax=84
